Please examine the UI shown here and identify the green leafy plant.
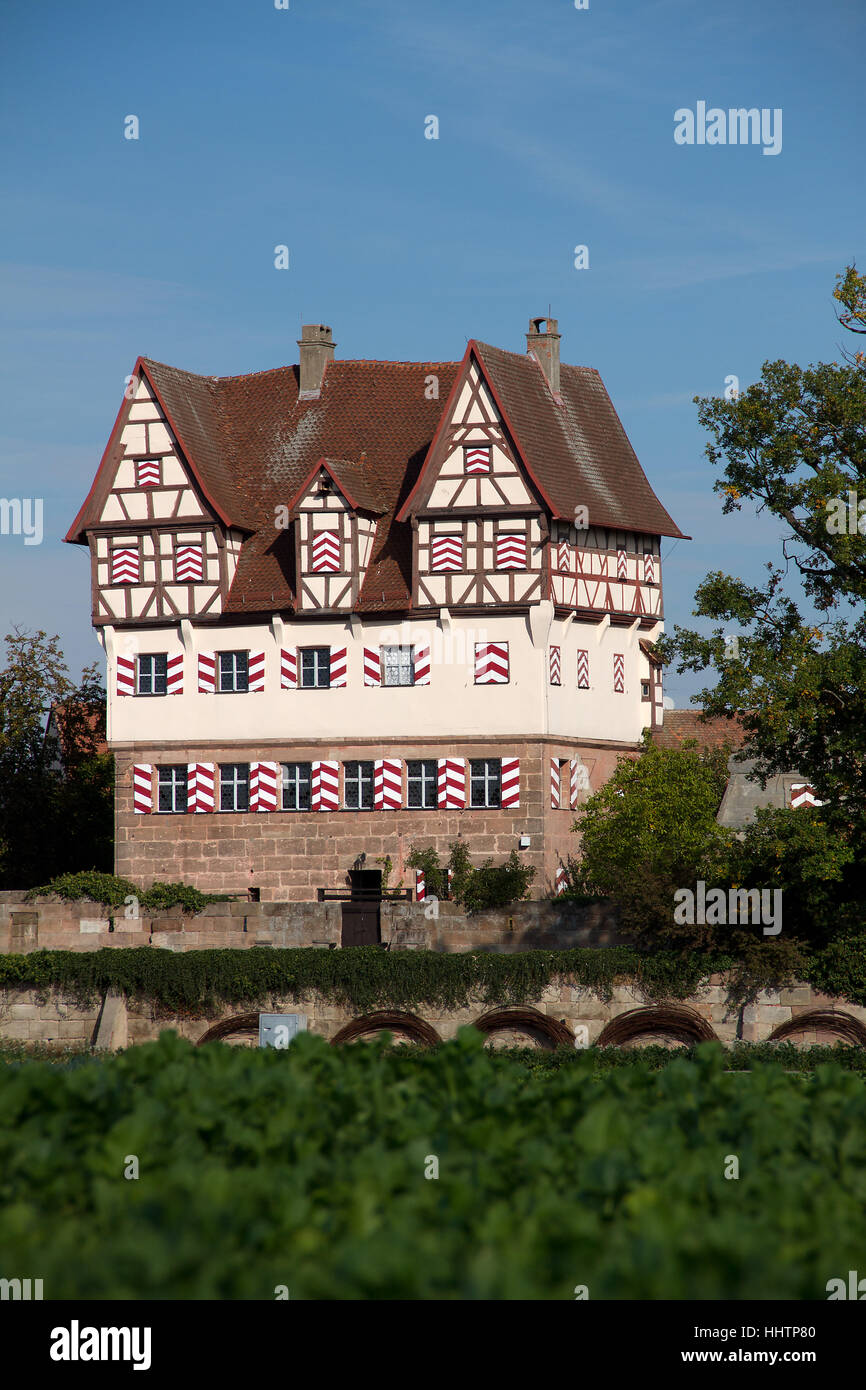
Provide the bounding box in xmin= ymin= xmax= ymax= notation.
xmin=1 ymin=1031 xmax=866 ymax=1298
xmin=26 ymin=871 xmax=226 ymax=913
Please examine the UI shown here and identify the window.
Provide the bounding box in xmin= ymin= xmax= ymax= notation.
xmin=344 ymin=760 xmax=374 ymax=810
xmin=300 ymin=647 xmax=331 ymax=688
xmin=382 ymin=646 xmax=414 ymax=687
xmin=641 ymin=680 xmax=651 ymax=700
xmin=470 ymin=758 xmax=501 ymax=808
xmin=407 ymin=759 xmax=438 ymax=809
xmin=158 ymin=765 xmax=188 ymax=813
xmin=282 ymin=762 xmax=312 ymax=811
xmin=137 ymin=653 xmax=167 ymax=696
xmin=220 ymin=763 xmax=250 ymax=811
xmin=218 ymin=651 xmax=248 ymax=693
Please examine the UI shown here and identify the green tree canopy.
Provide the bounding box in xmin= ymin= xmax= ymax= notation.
xmin=657 ymin=266 xmax=866 ymax=860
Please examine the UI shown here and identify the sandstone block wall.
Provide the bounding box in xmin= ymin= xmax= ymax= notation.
xmin=112 ymin=736 xmax=625 ymax=901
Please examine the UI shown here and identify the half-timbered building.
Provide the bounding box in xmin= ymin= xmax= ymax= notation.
xmin=66 ymin=317 xmax=685 ymax=901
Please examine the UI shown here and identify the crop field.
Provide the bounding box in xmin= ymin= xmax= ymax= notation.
xmin=2 ymin=1031 xmax=865 ymax=1300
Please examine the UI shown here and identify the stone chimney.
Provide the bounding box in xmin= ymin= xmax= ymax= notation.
xmin=526 ymin=316 xmax=561 ymax=394
xmin=297 ymin=324 xmax=336 ymax=396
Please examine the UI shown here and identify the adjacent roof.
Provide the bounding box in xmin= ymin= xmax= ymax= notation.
xmin=67 ymin=332 xmax=685 ymax=614
xmin=44 ymin=702 xmax=109 ymax=766
xmin=651 ymin=710 xmax=747 ymax=753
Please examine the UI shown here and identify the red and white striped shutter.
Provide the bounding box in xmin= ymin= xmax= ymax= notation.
xmin=555 ymin=866 xmax=568 ymax=896
xmin=577 ymin=649 xmax=589 ymax=689
xmin=464 ymin=445 xmax=490 ymax=473
xmin=116 ymin=655 xmax=135 ymax=697
xmin=329 ymin=648 xmax=347 ymax=687
xmin=187 ymin=763 xmax=215 ymax=813
xmin=790 ymin=783 xmax=823 ymax=809
xmin=166 ymin=653 xmax=183 ymax=695
xmin=363 ymin=648 xmax=381 ymax=686
xmin=135 ymin=459 xmax=161 ymax=488
xmin=248 ymin=651 xmax=266 ymax=692
xmin=570 ymin=759 xmax=581 ymax=810
xmin=550 ymin=758 xmax=561 ymax=809
xmin=496 ymin=532 xmax=526 ymax=569
xmin=280 ymin=648 xmax=297 ymax=689
xmin=112 ymin=546 xmax=140 ymax=584
xmin=250 ymin=761 xmax=279 ymax=812
xmin=414 ymin=644 xmax=430 ymax=685
xmin=431 ymin=534 xmax=462 ymax=571
xmin=549 ymin=646 xmax=561 ymax=685
xmin=175 ymin=544 xmax=203 ymax=582
xmin=616 ymin=548 xmax=628 ymax=581
xmin=474 ymin=642 xmax=509 ymax=684
xmin=613 ymin=653 xmax=625 ymax=693
xmin=132 ymin=764 xmax=152 ymax=814
xmin=374 ymin=759 xmax=402 ymax=810
xmin=501 ymin=757 xmax=520 ymax=808
xmin=558 ymin=539 xmax=571 ymax=573
xmin=311 ymin=761 xmax=339 ymax=811
xmin=438 ymin=757 xmax=466 ymax=809
xmin=198 ymin=653 xmax=216 ymax=693
xmin=415 ymin=868 xmax=426 ymax=902
xmin=311 ymin=529 xmax=340 ymax=573
xmin=643 ymin=551 xmax=655 ymax=584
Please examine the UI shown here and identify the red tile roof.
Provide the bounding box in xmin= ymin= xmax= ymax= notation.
xmin=472 ymin=343 xmax=685 ymax=537
xmin=68 ymin=333 xmax=684 ymax=615
xmin=651 ymin=711 xmax=747 ymax=752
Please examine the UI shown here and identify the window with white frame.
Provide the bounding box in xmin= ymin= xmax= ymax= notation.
xmin=344 ymin=760 xmax=374 ymax=810
xmin=407 ymin=759 xmax=438 ymax=809
xmin=137 ymin=653 xmax=167 ymax=696
xmin=220 ymin=763 xmax=250 ymax=811
xmin=218 ymin=651 xmax=249 ymax=693
xmin=382 ymin=646 xmax=414 ymax=687
xmin=470 ymin=758 xmax=501 ymax=808
xmin=158 ymin=765 xmax=188 ymax=813
xmin=300 ymin=647 xmax=331 ymax=689
xmin=281 ymin=762 xmax=312 ymax=811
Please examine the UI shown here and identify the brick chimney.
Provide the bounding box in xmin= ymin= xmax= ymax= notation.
xmin=526 ymin=316 xmax=561 ymax=394
xmin=297 ymin=324 xmax=336 ymax=396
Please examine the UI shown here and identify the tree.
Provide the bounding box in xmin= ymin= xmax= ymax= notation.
xmin=0 ymin=628 xmax=113 ymax=887
xmin=657 ymin=267 xmax=866 ymax=870
xmin=569 ymin=738 xmax=732 ymax=945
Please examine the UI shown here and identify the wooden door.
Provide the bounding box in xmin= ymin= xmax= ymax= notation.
xmin=341 ymin=903 xmax=381 ymax=946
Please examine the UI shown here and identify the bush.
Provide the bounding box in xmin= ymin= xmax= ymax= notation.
xmin=407 ymin=841 xmax=534 ymax=912
xmin=26 ymin=871 xmax=227 ymax=913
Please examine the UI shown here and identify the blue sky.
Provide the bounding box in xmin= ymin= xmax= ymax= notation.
xmin=0 ymin=0 xmax=863 ymax=707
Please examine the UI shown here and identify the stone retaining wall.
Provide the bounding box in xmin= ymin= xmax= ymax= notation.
xmin=2 ymin=977 xmax=865 ymax=1051
xmin=0 ymin=892 xmax=623 ymax=955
